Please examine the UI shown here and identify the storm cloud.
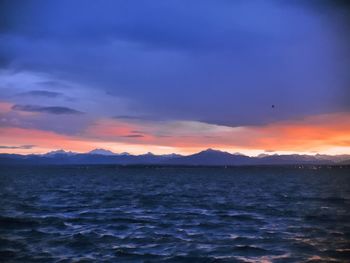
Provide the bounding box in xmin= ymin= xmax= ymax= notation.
xmin=0 ymin=0 xmax=349 ymax=127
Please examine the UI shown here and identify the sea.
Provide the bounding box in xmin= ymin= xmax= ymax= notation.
xmin=0 ymin=165 xmax=349 ymax=262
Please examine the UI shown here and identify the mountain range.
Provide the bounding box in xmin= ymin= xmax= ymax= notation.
xmin=0 ymin=148 xmax=349 ymax=166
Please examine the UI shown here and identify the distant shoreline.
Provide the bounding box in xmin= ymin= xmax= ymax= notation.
xmin=1 ymin=164 xmax=349 ymax=169
xmin=1 ymin=148 xmax=349 ymax=166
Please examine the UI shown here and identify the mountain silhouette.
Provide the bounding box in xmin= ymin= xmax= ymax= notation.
xmin=88 ymin=149 xmax=117 ymax=156
xmin=0 ymin=149 xmax=348 ymax=166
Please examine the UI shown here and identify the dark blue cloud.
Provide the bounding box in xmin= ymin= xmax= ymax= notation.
xmin=1 ymin=0 xmax=349 ymax=127
xmin=12 ymin=104 xmax=82 ymax=115
xmin=0 ymin=145 xmax=35 ymax=149
xmin=122 ymin=134 xmax=144 ymax=138
xmin=19 ymin=90 xmax=63 ymax=98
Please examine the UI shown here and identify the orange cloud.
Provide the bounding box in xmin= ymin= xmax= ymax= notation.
xmin=245 ymin=112 xmax=350 ymax=152
xmin=0 ymin=126 xmax=186 ymax=155
xmin=0 ymin=127 xmax=92 ymax=154
xmin=81 ymin=112 xmax=350 ymax=154
xmin=0 ymin=112 xmax=349 ymax=155
xmin=84 ymin=119 xmax=154 ymax=142
xmin=0 ymin=101 xmax=13 ymax=113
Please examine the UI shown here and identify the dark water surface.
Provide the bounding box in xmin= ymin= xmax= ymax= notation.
xmin=0 ymin=166 xmax=349 ymax=262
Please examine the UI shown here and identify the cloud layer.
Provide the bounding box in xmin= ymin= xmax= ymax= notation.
xmin=0 ymin=1 xmax=349 ymax=154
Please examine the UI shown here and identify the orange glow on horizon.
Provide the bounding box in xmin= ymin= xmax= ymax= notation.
xmin=0 ymin=112 xmax=349 ymax=156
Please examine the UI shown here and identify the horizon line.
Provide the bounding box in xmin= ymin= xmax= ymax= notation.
xmin=1 ymin=147 xmax=350 ymax=157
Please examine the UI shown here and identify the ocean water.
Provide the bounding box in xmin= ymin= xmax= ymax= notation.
xmin=0 ymin=166 xmax=349 ymax=262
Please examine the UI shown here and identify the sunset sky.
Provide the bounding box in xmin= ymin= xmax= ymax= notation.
xmin=0 ymin=0 xmax=349 ymax=156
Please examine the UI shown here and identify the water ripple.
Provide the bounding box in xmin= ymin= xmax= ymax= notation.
xmin=0 ymin=166 xmax=349 ymax=262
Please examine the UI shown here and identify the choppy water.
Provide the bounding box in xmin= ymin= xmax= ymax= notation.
xmin=0 ymin=166 xmax=349 ymax=262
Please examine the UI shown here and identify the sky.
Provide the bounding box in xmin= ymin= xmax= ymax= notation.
xmin=0 ymin=0 xmax=350 ymax=156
